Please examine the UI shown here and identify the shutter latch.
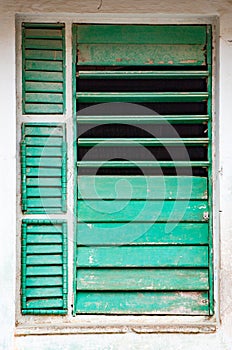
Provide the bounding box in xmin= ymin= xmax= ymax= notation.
xmin=203 ymin=211 xmax=209 ymax=221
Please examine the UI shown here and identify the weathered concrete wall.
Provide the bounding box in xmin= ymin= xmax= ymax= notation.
xmin=0 ymin=1 xmax=232 ymax=349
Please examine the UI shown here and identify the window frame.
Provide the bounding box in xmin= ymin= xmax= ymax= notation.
xmin=15 ymin=14 xmax=219 ymax=335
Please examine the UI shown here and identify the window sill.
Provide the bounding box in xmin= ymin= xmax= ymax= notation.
xmin=15 ymin=316 xmax=217 ymax=335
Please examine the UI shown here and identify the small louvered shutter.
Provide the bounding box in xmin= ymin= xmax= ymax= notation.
xmin=21 ymin=220 xmax=67 ymax=314
xmin=21 ymin=123 xmax=67 ymax=213
xmin=74 ymin=25 xmax=213 ymax=315
xmin=22 ymin=23 xmax=65 ymax=114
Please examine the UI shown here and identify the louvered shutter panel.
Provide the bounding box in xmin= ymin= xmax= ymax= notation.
xmin=22 ymin=23 xmax=65 ymax=114
xmin=74 ymin=25 xmax=213 ymax=315
xmin=21 ymin=220 xmax=67 ymax=314
xmin=21 ymin=123 xmax=67 ymax=213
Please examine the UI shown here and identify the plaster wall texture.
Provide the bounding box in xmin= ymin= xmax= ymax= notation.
xmin=0 ymin=1 xmax=232 ymax=349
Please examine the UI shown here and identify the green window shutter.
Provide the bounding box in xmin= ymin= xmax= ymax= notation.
xmin=74 ymin=25 xmax=213 ymax=315
xmin=21 ymin=220 xmax=67 ymax=315
xmin=21 ymin=123 xmax=67 ymax=214
xmin=22 ymin=23 xmax=66 ymax=114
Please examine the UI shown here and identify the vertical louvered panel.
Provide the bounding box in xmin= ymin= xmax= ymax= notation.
xmin=21 ymin=220 xmax=68 ymax=315
xmin=21 ymin=123 xmax=67 ymax=214
xmin=22 ymin=23 xmax=65 ymax=114
xmin=73 ymin=24 xmax=213 ymax=315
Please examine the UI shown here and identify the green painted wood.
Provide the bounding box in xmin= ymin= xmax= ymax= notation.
xmin=25 ymin=28 xmax=63 ymax=39
xmin=26 ymin=287 xmax=63 ymax=298
xmin=25 ymin=71 xmax=63 ymax=82
xmin=25 ymin=60 xmax=63 ymax=72
xmin=27 ymin=178 xmax=61 ymax=186
xmin=24 ymin=125 xmax=63 ymax=136
xmin=25 ymin=92 xmax=63 ymax=103
xmin=26 ymin=157 xmax=62 ymax=167
xmin=26 ymin=224 xmax=63 ymax=233
xmin=77 ymin=44 xmax=206 ymax=66
xmin=26 ymin=276 xmax=63 ymax=287
xmin=22 ymin=24 xmax=65 ymax=115
xmin=25 ymin=82 xmax=63 ymax=93
xmin=78 ymin=200 xmax=208 ymax=222
xmin=27 ymin=254 xmax=63 ymax=265
xmin=21 ymin=220 xmax=67 ymax=314
xmin=24 ymin=103 xmax=63 ymax=114
xmin=75 ymin=291 xmax=209 ymax=315
xmin=25 ymin=49 xmax=63 ymax=61
xmin=26 ymin=244 xmax=62 ymax=254
xmin=78 ymin=138 xmax=209 ymax=147
xmin=26 ymin=298 xmax=64 ymax=309
xmin=27 ymin=187 xmax=62 ymax=197
xmin=21 ymin=123 xmax=66 ymax=214
xmin=77 ymin=222 xmax=209 ymax=245
xmin=77 ymin=160 xmax=210 ymax=168
xmin=76 ymin=246 xmax=208 ymax=267
xmin=77 ymin=92 xmax=208 ymax=103
xmin=77 ymin=115 xmax=210 ymax=124
xmin=26 ymin=147 xmax=62 ymax=157
xmin=26 ymin=168 xmax=61 ymax=177
xmin=27 ymin=233 xmax=62 ymax=243
xmin=78 ymin=176 xmax=207 ymax=200
xmin=77 ymin=25 xmax=207 ymax=44
xmin=25 ymin=38 xmax=63 ymax=50
xmin=76 ymin=268 xmax=209 ymax=290
xmin=26 ymin=198 xmax=62 ymax=208
xmin=26 ymin=265 xmax=63 ymax=276
xmin=78 ymin=70 xmax=209 ymax=79
xmin=24 ymin=136 xmax=63 ymax=146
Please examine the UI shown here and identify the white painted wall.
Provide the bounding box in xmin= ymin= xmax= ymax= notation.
xmin=0 ymin=1 xmax=232 ymax=349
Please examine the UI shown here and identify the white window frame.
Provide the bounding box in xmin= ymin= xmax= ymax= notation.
xmin=15 ymin=13 xmax=219 ymax=335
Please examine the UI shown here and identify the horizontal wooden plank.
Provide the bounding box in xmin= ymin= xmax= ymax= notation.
xmin=77 ymin=161 xmax=210 ymax=168
xmin=26 ymin=168 xmax=61 ymax=176
xmin=26 ymin=265 xmax=63 ymax=276
xmin=24 ymin=136 xmax=63 ymax=146
xmin=25 ymin=92 xmax=63 ymax=103
xmin=76 ymin=246 xmax=208 ymax=267
xmin=77 ymin=25 xmax=207 ymax=44
xmin=26 ymin=276 xmax=63 ymax=287
xmin=25 ymin=38 xmax=63 ymax=50
xmin=24 ymin=103 xmax=63 ymax=114
xmin=25 ymin=49 xmax=63 ymax=61
xmin=78 ymin=200 xmax=208 ymax=222
xmin=77 ymin=92 xmax=208 ymax=103
xmin=27 ymin=178 xmax=61 ymax=186
xmin=26 ymin=254 xmax=63 ymax=265
xmin=26 ymin=287 xmax=63 ymax=298
xmin=77 ymin=44 xmax=206 ymax=66
xmin=78 ymin=176 xmax=207 ymax=200
xmin=26 ymin=297 xmax=64 ymax=309
xmin=26 ymin=224 xmax=63 ymax=233
xmin=27 ymin=187 xmax=62 ymax=197
xmin=26 ymin=147 xmax=62 ymax=157
xmin=74 ymin=291 xmax=209 ymax=314
xmin=76 ymin=222 xmax=209 ymax=245
xmin=76 ymin=268 xmax=209 ymax=290
xmin=26 ymin=157 xmax=62 ymax=167
xmin=78 ymin=138 xmax=209 ymax=147
xmin=26 ymin=245 xmax=62 ymax=254
xmin=25 ymin=60 xmax=63 ymax=72
xmin=27 ymin=198 xmax=62 ymax=208
xmin=25 ymin=71 xmax=63 ymax=82
xmin=25 ymin=81 xmax=63 ymax=93
xmin=24 ymin=126 xmax=64 ymax=136
xmin=25 ymin=28 xmax=63 ymax=39
xmin=78 ymin=70 xmax=209 ymax=79
xmin=27 ymin=233 xmax=62 ymax=244
xmin=76 ymin=115 xmax=210 ymax=124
